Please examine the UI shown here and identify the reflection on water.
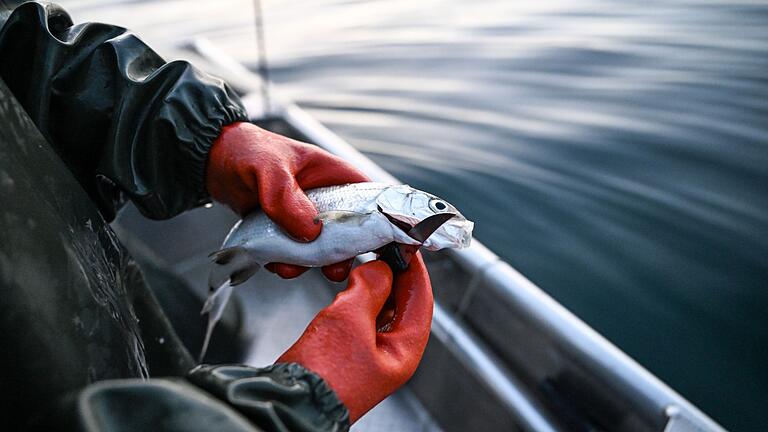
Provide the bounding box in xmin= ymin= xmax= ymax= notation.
xmin=261 ymin=1 xmax=768 ymax=430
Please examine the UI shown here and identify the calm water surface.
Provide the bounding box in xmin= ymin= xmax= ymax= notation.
xmin=259 ymin=1 xmax=768 ymax=430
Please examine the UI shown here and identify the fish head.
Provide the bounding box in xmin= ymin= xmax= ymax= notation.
xmin=376 ymin=184 xmax=474 ymax=251
xmin=421 ymin=213 xmax=474 ymax=251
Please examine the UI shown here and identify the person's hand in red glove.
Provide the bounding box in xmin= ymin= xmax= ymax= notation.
xmin=277 ymin=253 xmax=434 ymax=423
xmin=206 ymin=122 xmax=369 ymax=282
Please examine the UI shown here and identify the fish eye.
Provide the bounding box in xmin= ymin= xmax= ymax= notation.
xmin=430 ymin=199 xmax=448 ymax=212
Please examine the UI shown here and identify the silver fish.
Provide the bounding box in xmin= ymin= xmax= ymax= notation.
xmin=199 ymin=182 xmax=473 ymax=362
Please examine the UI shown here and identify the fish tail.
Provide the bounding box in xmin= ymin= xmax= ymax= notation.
xmin=200 ymin=248 xmax=260 ymax=363
xmin=198 ymin=314 xmax=217 ymax=363
xmin=199 ymin=279 xmax=234 ymax=363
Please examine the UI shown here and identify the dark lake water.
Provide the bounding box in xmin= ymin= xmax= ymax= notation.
xmin=259 ymin=1 xmax=768 ymax=430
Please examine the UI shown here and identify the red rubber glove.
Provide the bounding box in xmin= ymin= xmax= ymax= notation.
xmin=277 ymin=254 xmax=434 ymax=423
xmin=206 ymin=122 xmax=369 ymax=281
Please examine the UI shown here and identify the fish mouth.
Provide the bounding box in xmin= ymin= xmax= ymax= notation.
xmin=406 ymin=212 xmax=457 ymax=243
xmin=422 ymin=218 xmax=474 ymax=251
xmin=379 ymin=206 xmax=457 ymax=245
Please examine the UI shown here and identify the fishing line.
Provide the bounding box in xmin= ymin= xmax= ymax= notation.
xmin=253 ymin=0 xmax=272 ymax=115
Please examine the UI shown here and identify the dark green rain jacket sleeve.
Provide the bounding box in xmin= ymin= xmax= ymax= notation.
xmin=187 ymin=363 xmax=350 ymax=432
xmin=0 ymin=1 xmax=248 ymax=220
xmin=55 ymin=364 xmax=350 ymax=432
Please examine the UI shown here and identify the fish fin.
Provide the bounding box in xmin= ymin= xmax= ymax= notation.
xmin=202 ymin=279 xmax=233 ymax=315
xmin=230 ymin=264 xmax=260 ymax=286
xmin=208 ymin=247 xmax=243 ymax=265
xmin=198 ymin=316 xmax=216 ymax=363
xmin=208 ymin=247 xmax=255 ymax=297
xmin=201 ymin=290 xmax=217 ymax=315
xmin=315 ymin=210 xmax=369 ymax=224
xmin=199 ymin=279 xmax=235 ymax=363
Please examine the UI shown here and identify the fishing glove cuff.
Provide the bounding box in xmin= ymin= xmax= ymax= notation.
xmin=188 ymin=363 xmax=350 ymax=432
xmin=166 ymin=70 xmax=249 ymax=206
